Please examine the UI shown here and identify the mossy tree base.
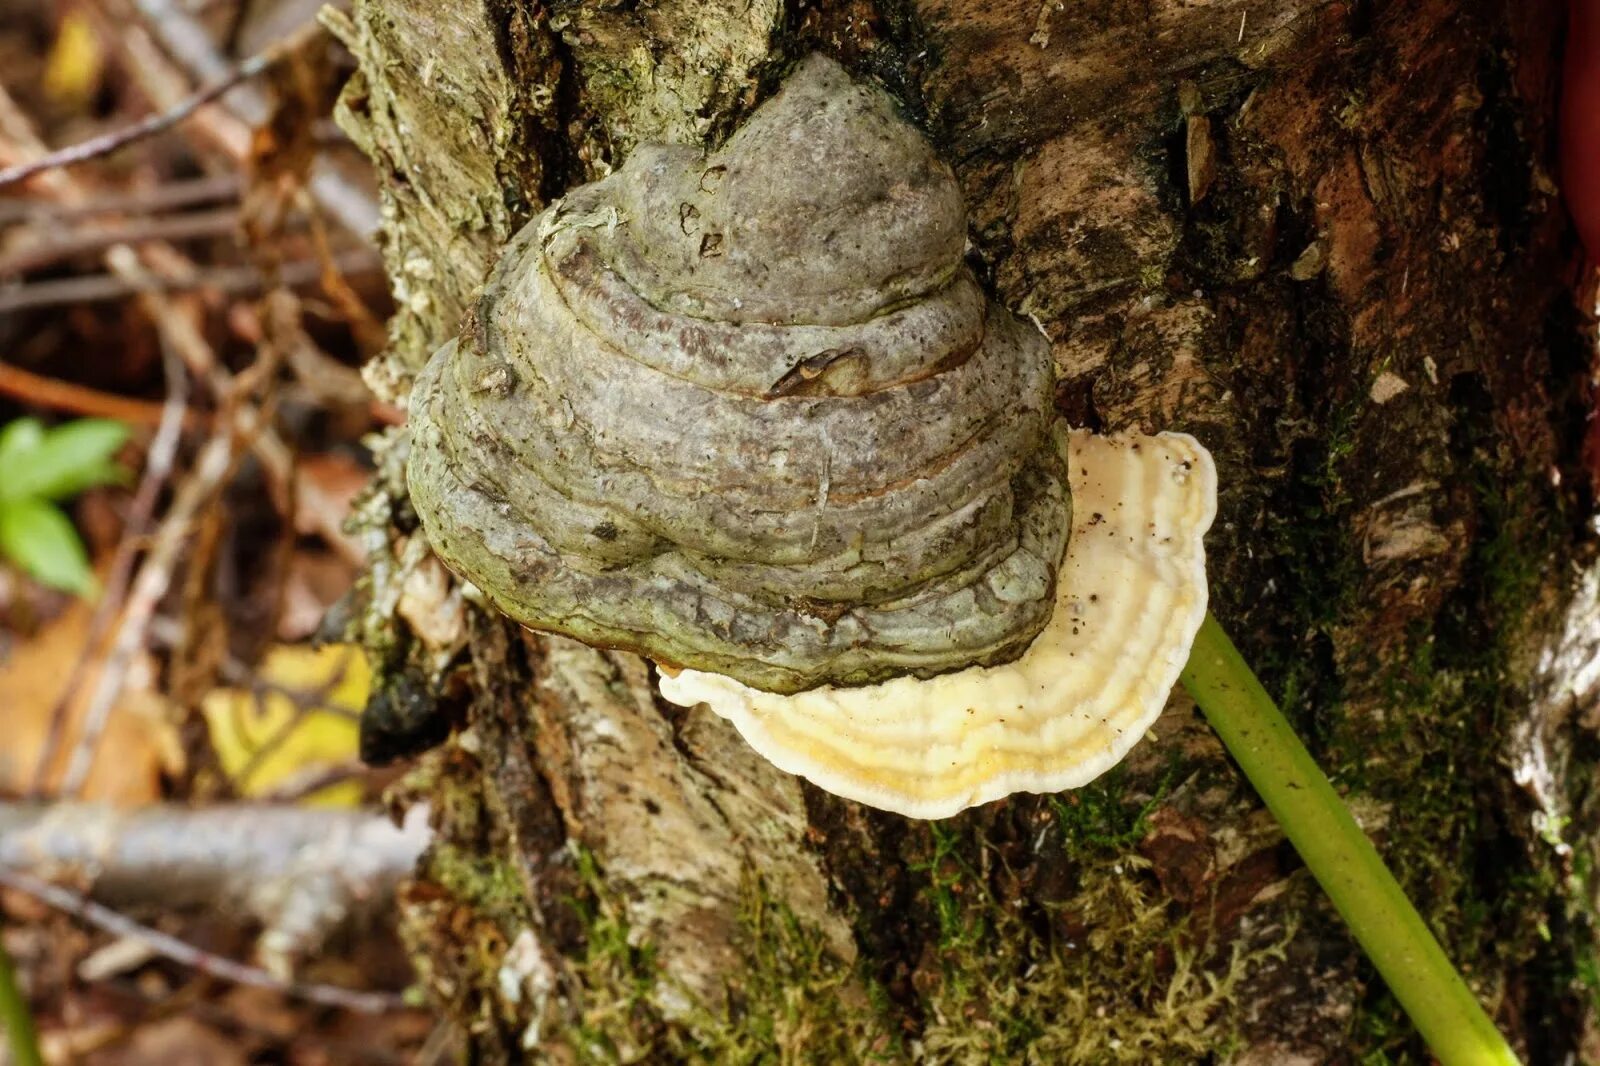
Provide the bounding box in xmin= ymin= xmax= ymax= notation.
xmin=336 ymin=0 xmax=1593 ymax=1060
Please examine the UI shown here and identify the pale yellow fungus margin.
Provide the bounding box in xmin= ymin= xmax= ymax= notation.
xmin=658 ymin=428 xmax=1217 ymax=819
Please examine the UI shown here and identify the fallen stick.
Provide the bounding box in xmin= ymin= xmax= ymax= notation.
xmin=0 ymin=801 xmax=430 ymax=978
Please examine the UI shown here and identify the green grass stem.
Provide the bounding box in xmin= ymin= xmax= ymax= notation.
xmin=0 ymin=928 xmax=42 ymax=1066
xmin=1180 ymin=612 xmax=1518 ymax=1066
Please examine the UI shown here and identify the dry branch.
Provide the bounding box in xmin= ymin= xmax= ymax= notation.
xmin=123 ymin=0 xmax=379 ymax=237
xmin=0 ymin=247 xmax=381 ymax=312
xmin=0 ymin=46 xmax=281 ymax=191
xmin=0 ymin=362 xmax=194 ymax=429
xmin=0 ymin=868 xmax=405 ymax=1013
xmin=0 ymin=801 xmax=429 ymax=979
xmin=57 ymin=428 xmax=235 ymax=797
xmin=30 ymin=338 xmax=189 ymax=796
xmin=0 ymin=207 xmax=247 ymax=277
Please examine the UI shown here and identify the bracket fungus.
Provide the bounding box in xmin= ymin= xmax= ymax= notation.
xmin=406 ymin=54 xmax=1217 ymax=818
xmin=660 ymin=429 xmax=1215 ymax=818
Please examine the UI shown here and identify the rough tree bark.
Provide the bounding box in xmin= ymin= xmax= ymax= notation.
xmin=326 ymin=0 xmax=1594 ymax=1060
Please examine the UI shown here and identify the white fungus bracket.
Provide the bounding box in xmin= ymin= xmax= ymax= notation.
xmin=659 ymin=428 xmax=1218 ymax=819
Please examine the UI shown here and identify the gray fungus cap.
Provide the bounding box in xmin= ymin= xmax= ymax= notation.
xmin=405 ymin=54 xmax=1068 ymax=693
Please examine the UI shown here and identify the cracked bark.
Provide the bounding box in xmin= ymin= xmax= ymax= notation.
xmin=332 ymin=0 xmax=1598 ymax=1061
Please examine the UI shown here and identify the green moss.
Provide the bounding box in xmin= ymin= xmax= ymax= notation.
xmin=566 ymin=846 xmax=663 ymax=1063
xmin=915 ymin=853 xmax=1288 ymax=1064
xmin=913 ymin=822 xmax=992 ymax=955
xmin=1249 ymin=396 xmax=1367 ymax=727
xmin=1048 ymin=764 xmax=1175 ymax=855
xmin=399 ymin=747 xmax=530 ymax=931
xmin=429 ymin=842 xmax=529 ymax=919
xmin=561 ymin=847 xmax=896 ymax=1065
xmin=554 ymin=826 xmax=1276 ymax=1065
xmin=875 ymin=778 xmax=1280 ymax=1065
xmin=1264 ymin=408 xmax=1573 ymax=1059
xmin=689 ymin=881 xmax=901 ymax=1064
xmin=419 ymin=839 xmax=535 ymax=1009
xmin=1574 ymin=934 xmax=1600 ymax=1021
xmin=394 ymin=753 xmax=545 ymax=1055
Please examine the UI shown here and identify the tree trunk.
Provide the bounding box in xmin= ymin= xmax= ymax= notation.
xmin=328 ymin=0 xmax=1593 ymax=1060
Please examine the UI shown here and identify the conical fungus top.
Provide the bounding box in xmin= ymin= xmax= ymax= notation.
xmin=406 ymin=54 xmax=1069 ymax=694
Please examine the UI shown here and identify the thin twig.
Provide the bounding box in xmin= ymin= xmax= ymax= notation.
xmin=0 ymin=87 xmax=371 ymax=793
xmin=123 ymin=0 xmax=380 ymax=236
xmin=59 ymin=428 xmax=236 ymax=797
xmin=0 ymin=248 xmax=382 ymax=313
xmin=0 ymin=802 xmax=430 ymax=968
xmin=145 ymin=613 xmax=361 ymax=717
xmin=30 ymin=340 xmax=190 ymax=796
xmin=250 ymin=418 xmax=370 ymax=565
xmin=0 ymin=868 xmax=405 ymax=1014
xmin=253 ymin=760 xmax=370 ymax=804
xmin=0 ymin=174 xmax=239 ymax=224
xmin=0 ymin=66 xmax=374 ymax=790
xmin=0 ymin=361 xmax=196 ymax=428
xmin=0 ymin=39 xmax=285 ymax=190
xmin=306 ymin=208 xmax=387 ymax=355
xmin=0 ymin=206 xmax=247 ymax=277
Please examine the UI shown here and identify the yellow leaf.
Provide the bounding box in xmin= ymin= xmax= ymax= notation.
xmin=201 ymin=644 xmax=370 ymax=807
xmin=43 ymin=10 xmax=106 ymax=110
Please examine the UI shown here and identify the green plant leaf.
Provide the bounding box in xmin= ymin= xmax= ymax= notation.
xmin=0 ymin=418 xmax=130 ymax=502
xmin=0 ymin=417 xmax=45 ymax=480
xmin=0 ymin=497 xmax=95 ymax=595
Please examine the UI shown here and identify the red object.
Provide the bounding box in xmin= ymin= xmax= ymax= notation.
xmin=1566 ymin=0 xmax=1600 ymax=260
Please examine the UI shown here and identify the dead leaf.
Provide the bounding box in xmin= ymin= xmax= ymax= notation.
xmin=200 ymin=644 xmax=368 ymax=806
xmin=277 ymin=547 xmax=356 ymax=641
xmin=0 ymin=593 xmax=178 ymax=803
xmin=85 ymin=1014 xmax=248 ymax=1066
